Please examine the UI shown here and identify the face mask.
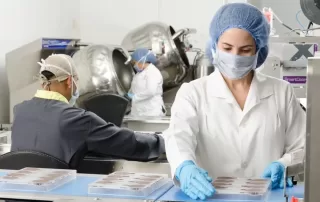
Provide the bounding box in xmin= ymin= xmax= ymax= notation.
xmin=212 ymin=48 xmax=258 ymax=80
xmin=134 ymin=65 xmax=143 ymax=72
xmin=134 ymin=51 xmax=150 ymax=73
xmin=69 ymin=88 xmax=79 ymax=106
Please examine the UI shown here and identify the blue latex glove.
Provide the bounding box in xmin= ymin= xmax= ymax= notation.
xmin=127 ymin=93 xmax=133 ymax=99
xmin=175 ymin=160 xmax=215 ymax=200
xmin=262 ymin=162 xmax=294 ymax=189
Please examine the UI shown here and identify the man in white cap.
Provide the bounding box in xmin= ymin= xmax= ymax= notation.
xmin=11 ymin=54 xmax=165 ymax=164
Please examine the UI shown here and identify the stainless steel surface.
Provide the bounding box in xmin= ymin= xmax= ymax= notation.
xmin=110 ymin=45 xmax=132 ymax=65
xmin=287 ymin=163 xmax=305 ymax=177
xmin=72 ymin=45 xmax=135 ymax=97
xmin=300 ymin=0 xmax=320 ymax=25
xmin=6 ymin=38 xmax=80 ymax=123
xmin=123 ymin=116 xmax=170 ymax=124
xmin=122 ymin=116 xmax=170 ymax=131
xmin=122 ymin=121 xmax=170 ymax=132
xmin=193 ymin=52 xmax=214 ymax=79
xmin=111 ymin=160 xmax=170 ymax=177
xmin=122 ymin=22 xmax=196 ymax=90
xmin=304 ymin=57 xmax=320 ymax=202
xmin=172 ymin=28 xmax=197 ymax=40
xmin=122 ymin=116 xmax=171 ymax=132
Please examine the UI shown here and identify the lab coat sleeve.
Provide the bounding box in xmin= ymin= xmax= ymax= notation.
xmin=277 ymin=85 xmax=306 ymax=167
xmin=163 ymin=83 xmax=199 ymax=178
xmin=60 ymin=108 xmax=165 ymax=161
xmin=133 ymin=70 xmax=162 ymax=102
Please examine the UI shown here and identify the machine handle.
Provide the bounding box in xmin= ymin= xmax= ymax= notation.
xmin=109 ymin=45 xmax=132 ymax=65
xmin=172 ymin=28 xmax=197 ymax=40
xmin=175 ymin=65 xmax=187 ymax=84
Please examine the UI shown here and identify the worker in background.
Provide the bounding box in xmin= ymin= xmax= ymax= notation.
xmin=11 ymin=54 xmax=165 ymax=164
xmin=163 ymin=3 xmax=305 ymax=200
xmin=127 ymin=48 xmax=165 ymax=117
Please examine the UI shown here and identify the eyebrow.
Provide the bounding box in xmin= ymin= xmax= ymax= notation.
xmin=222 ymin=42 xmax=254 ymax=48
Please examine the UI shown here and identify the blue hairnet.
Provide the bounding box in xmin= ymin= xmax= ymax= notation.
xmin=209 ymin=3 xmax=270 ymax=68
xmin=131 ymin=48 xmax=157 ymax=65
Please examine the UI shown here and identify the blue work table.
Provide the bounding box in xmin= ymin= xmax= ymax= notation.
xmin=0 ymin=170 xmax=304 ymax=202
xmin=0 ymin=171 xmax=173 ymax=201
xmin=157 ymin=185 xmax=304 ymax=202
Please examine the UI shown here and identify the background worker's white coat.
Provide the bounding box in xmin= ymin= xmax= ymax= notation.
xmin=130 ymin=64 xmax=165 ymax=117
xmin=163 ymin=70 xmax=306 ymax=179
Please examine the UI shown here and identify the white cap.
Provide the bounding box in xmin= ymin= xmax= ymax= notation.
xmin=38 ymin=54 xmax=77 ymax=83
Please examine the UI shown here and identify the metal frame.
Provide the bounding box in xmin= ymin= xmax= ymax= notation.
xmin=304 ymin=57 xmax=320 ymax=202
xmin=261 ymin=37 xmax=320 ymax=99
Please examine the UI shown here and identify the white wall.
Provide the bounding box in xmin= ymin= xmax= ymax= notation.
xmin=0 ymin=0 xmax=80 ymax=123
xmin=79 ymin=0 xmax=229 ymax=50
xmin=248 ymin=0 xmax=309 ymax=36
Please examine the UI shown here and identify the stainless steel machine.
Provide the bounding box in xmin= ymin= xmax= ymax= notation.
xmin=121 ymin=22 xmax=201 ymax=104
xmin=72 ymin=45 xmax=134 ymax=97
xmin=122 ymin=22 xmax=195 ymax=90
xmin=259 ymin=37 xmax=320 ymax=99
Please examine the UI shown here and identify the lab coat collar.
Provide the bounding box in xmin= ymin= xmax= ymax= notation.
xmin=208 ymin=70 xmax=274 ymax=102
xmin=34 ymin=90 xmax=69 ymax=104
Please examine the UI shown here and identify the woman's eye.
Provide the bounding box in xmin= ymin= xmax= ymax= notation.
xmin=242 ymin=49 xmax=251 ymax=53
xmin=223 ymin=48 xmax=232 ymax=51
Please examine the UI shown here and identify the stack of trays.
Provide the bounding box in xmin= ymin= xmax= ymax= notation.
xmin=0 ymin=167 xmax=76 ymax=192
xmin=213 ymin=177 xmax=271 ymax=200
xmin=88 ymin=171 xmax=168 ymax=197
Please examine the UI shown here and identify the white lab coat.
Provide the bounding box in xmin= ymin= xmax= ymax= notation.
xmin=130 ymin=64 xmax=165 ymax=117
xmin=163 ymin=70 xmax=305 ymax=179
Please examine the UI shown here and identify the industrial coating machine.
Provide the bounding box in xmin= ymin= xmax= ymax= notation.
xmin=2 ymin=0 xmax=320 ymax=200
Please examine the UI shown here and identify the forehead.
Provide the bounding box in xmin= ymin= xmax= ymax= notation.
xmin=218 ymin=28 xmax=255 ymax=47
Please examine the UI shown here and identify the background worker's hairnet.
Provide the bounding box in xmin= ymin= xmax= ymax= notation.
xmin=131 ymin=48 xmax=157 ymax=65
xmin=208 ymin=3 xmax=270 ymax=68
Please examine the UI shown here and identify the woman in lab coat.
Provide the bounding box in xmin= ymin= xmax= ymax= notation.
xmin=127 ymin=48 xmax=165 ymax=117
xmin=163 ymin=3 xmax=305 ymax=200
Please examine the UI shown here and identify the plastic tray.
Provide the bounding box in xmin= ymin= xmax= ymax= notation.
xmin=212 ymin=177 xmax=271 ymax=200
xmin=0 ymin=167 xmax=76 ymax=192
xmin=88 ymin=171 xmax=168 ymax=197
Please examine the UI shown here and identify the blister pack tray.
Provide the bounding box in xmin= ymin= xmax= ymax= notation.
xmin=213 ymin=177 xmax=271 ymax=200
xmin=0 ymin=167 xmax=76 ymax=192
xmin=88 ymin=171 xmax=168 ymax=197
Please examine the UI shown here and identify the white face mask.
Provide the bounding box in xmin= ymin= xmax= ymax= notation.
xmin=212 ymin=48 xmax=259 ymax=80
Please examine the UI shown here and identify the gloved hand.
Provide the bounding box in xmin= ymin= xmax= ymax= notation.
xmin=127 ymin=93 xmax=134 ymax=99
xmin=175 ymin=160 xmax=215 ymax=200
xmin=262 ymin=162 xmax=293 ymax=189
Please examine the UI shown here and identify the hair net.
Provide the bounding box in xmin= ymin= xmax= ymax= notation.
xmin=131 ymin=48 xmax=157 ymax=65
xmin=209 ymin=3 xmax=270 ymax=68
xmin=37 ymin=54 xmax=77 ymax=84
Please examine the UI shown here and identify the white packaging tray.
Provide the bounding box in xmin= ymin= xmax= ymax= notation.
xmin=0 ymin=167 xmax=76 ymax=192
xmin=88 ymin=171 xmax=168 ymax=197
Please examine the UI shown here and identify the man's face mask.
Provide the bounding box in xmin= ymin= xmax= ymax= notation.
xmin=69 ymin=81 xmax=79 ymax=106
xmin=212 ymin=48 xmax=259 ymax=80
